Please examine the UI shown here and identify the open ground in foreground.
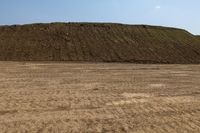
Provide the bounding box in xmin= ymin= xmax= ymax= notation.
xmin=0 ymin=62 xmax=200 ymax=133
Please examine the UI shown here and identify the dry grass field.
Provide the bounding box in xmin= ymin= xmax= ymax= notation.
xmin=0 ymin=62 xmax=200 ymax=133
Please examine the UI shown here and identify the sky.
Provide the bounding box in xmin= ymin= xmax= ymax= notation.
xmin=0 ymin=0 xmax=199 ymax=35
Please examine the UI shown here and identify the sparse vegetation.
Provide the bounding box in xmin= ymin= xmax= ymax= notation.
xmin=197 ymin=35 xmax=200 ymax=40
xmin=0 ymin=23 xmax=200 ymax=63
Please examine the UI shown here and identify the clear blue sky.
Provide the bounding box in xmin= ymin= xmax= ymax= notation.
xmin=0 ymin=0 xmax=199 ymax=35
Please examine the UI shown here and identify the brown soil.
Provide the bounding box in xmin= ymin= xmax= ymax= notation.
xmin=0 ymin=23 xmax=200 ymax=63
xmin=0 ymin=62 xmax=200 ymax=132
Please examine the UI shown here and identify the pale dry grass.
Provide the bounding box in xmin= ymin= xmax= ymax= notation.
xmin=0 ymin=62 xmax=200 ymax=133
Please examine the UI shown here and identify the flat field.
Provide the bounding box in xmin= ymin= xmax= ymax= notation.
xmin=0 ymin=62 xmax=200 ymax=133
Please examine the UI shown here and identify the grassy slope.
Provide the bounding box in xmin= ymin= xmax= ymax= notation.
xmin=0 ymin=22 xmax=200 ymax=63
xmin=196 ymin=36 xmax=200 ymax=40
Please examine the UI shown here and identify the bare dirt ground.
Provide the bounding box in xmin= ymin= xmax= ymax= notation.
xmin=0 ymin=62 xmax=200 ymax=133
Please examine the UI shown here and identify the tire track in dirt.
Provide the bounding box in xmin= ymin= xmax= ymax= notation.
xmin=0 ymin=63 xmax=200 ymax=132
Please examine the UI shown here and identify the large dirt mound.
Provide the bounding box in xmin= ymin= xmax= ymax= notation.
xmin=0 ymin=22 xmax=200 ymax=63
